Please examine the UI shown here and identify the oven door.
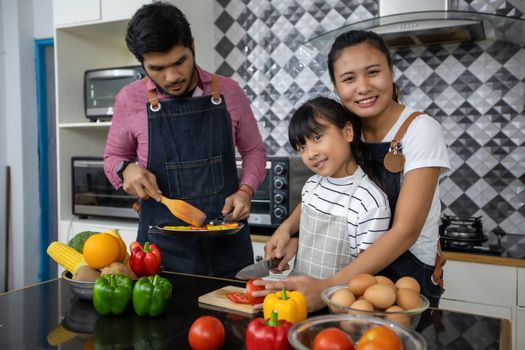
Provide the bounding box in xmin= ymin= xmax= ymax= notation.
xmin=72 ymin=157 xmax=138 ymax=219
xmin=236 ymin=160 xmax=273 ymax=227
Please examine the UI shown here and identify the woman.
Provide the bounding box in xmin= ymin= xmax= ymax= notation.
xmin=259 ymin=30 xmax=450 ymax=310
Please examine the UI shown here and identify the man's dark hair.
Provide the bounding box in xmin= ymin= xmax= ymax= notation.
xmin=126 ymin=2 xmax=193 ymax=63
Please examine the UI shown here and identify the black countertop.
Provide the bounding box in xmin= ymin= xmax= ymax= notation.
xmin=0 ymin=272 xmax=510 ymax=349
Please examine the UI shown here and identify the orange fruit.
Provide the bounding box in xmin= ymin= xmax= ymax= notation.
xmin=82 ymin=233 xmax=121 ymax=269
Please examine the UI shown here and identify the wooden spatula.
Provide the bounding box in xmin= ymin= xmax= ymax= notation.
xmin=146 ymin=188 xmax=206 ymax=227
xmin=160 ymin=195 xmax=206 ymax=227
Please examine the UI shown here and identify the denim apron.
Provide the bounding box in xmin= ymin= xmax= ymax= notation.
xmin=137 ymin=75 xmax=253 ymax=277
xmin=361 ymin=139 xmax=442 ymax=307
xmin=293 ymin=167 xmax=363 ymax=279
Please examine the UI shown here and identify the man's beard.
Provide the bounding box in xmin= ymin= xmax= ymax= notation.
xmin=162 ymin=63 xmax=198 ymax=97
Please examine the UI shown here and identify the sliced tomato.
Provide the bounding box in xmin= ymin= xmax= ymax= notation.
xmin=226 ymin=291 xmax=251 ymax=304
xmin=246 ymin=278 xmax=265 ymax=305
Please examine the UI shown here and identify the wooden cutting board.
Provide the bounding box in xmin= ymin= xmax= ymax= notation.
xmin=198 ymin=286 xmax=259 ymax=315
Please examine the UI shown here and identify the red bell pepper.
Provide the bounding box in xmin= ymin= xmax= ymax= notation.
xmin=245 ymin=310 xmax=292 ymax=350
xmin=129 ymin=241 xmax=161 ymax=277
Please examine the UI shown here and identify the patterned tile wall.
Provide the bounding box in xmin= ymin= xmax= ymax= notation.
xmin=213 ymin=0 xmax=525 ymax=235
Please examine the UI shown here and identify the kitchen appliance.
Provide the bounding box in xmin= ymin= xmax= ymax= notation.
xmin=305 ymin=0 xmax=525 ymax=51
xmin=236 ymin=156 xmax=313 ymax=229
xmin=84 ymin=66 xmax=145 ymax=121
xmin=71 ymin=157 xmax=138 ymax=219
xmin=439 ymin=215 xmax=503 ymax=255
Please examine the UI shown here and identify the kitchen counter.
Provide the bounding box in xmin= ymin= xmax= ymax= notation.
xmin=0 ymin=272 xmax=510 ymax=349
xmin=252 ymin=233 xmax=525 ymax=267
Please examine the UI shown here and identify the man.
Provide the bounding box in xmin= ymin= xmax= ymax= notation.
xmin=103 ymin=2 xmax=266 ymax=277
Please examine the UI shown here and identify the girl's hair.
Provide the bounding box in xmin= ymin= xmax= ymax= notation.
xmin=126 ymin=2 xmax=194 ymax=64
xmin=327 ymin=30 xmax=399 ymax=102
xmin=289 ymin=96 xmax=385 ymax=191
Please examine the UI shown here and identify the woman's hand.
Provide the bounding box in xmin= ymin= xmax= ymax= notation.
xmin=259 ymin=276 xmax=331 ymax=312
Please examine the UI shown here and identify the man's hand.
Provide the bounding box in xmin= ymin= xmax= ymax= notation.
xmin=221 ymin=190 xmax=251 ymax=221
xmin=121 ymin=162 xmax=161 ymax=201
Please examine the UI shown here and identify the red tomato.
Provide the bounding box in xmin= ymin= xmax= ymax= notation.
xmin=226 ymin=292 xmax=251 ymax=304
xmin=245 ymin=278 xmax=265 ymax=305
xmin=313 ymin=327 xmax=354 ymax=350
xmin=355 ymin=325 xmax=402 ymax=350
xmin=188 ymin=316 xmax=225 ymax=350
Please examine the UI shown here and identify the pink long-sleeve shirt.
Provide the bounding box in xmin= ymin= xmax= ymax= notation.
xmin=103 ymin=65 xmax=266 ymax=192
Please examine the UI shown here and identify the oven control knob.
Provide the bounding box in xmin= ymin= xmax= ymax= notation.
xmin=273 ymin=205 xmax=287 ymax=219
xmin=273 ymin=178 xmax=286 ymax=190
xmin=274 ymin=192 xmax=286 ymax=204
xmin=274 ymin=163 xmax=286 ymax=175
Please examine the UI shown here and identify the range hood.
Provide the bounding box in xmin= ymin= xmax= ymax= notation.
xmin=304 ymin=0 xmax=525 ymax=52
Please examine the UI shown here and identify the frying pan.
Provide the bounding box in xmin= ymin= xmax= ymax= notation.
xmin=155 ymin=222 xmax=244 ymax=237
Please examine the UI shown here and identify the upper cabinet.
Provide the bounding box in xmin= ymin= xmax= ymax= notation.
xmin=53 ymin=0 xmax=152 ymax=27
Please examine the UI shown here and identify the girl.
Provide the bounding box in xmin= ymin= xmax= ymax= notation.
xmin=262 ymin=30 xmax=450 ymax=309
xmin=272 ymin=96 xmax=390 ymax=279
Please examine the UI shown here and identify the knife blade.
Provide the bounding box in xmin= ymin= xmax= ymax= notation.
xmin=235 ymin=258 xmax=281 ymax=280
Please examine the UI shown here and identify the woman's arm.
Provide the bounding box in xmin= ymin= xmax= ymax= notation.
xmin=327 ymin=166 xmax=441 ymax=285
xmin=263 ymin=166 xmax=441 ymax=311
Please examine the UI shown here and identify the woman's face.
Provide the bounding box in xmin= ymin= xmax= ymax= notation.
xmin=332 ymin=42 xmax=395 ymax=121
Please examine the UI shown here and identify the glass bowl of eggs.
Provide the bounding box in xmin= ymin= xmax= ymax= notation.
xmin=320 ymin=274 xmax=430 ymax=329
xmin=288 ymin=314 xmax=426 ymax=350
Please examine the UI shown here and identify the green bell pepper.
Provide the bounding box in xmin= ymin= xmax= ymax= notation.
xmin=92 ymin=274 xmax=133 ymax=315
xmin=132 ymin=274 xmax=173 ymax=317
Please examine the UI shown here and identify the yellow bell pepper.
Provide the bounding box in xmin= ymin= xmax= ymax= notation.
xmin=263 ymin=288 xmax=307 ymax=324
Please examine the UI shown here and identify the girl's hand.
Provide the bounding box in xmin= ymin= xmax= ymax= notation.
xmin=264 ymin=229 xmax=298 ymax=272
xmin=262 ymin=275 xmax=331 ymax=312
xmin=250 ymin=278 xmax=273 ymax=311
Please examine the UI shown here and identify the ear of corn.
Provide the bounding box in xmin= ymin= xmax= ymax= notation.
xmin=47 ymin=241 xmax=87 ymax=273
xmin=46 ymin=325 xmax=77 ymax=346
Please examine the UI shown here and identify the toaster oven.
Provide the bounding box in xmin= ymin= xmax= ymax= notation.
xmin=237 ymin=156 xmax=313 ymax=229
xmin=84 ymin=66 xmax=145 ymax=121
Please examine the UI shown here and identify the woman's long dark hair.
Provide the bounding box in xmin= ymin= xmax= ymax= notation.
xmin=289 ymin=96 xmax=386 ymax=191
xmin=327 ymin=30 xmax=400 ymax=102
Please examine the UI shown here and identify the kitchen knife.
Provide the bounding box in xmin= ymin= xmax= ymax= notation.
xmin=235 ymin=258 xmax=281 ymax=280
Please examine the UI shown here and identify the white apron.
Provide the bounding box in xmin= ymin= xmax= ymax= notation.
xmin=293 ymin=167 xmax=364 ymax=279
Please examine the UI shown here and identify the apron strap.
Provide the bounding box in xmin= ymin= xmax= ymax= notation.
xmin=143 ymin=77 xmax=161 ymax=111
xmin=210 ymin=74 xmax=222 ymax=105
xmin=388 ymin=111 xmax=423 ymax=153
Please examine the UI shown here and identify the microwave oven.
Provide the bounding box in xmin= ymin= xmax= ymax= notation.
xmin=72 ymin=157 xmax=138 ymax=219
xmin=84 ymin=66 xmax=145 ymax=121
xmin=237 ymin=156 xmax=313 ymax=229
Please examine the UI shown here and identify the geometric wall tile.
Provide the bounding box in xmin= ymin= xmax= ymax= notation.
xmin=214 ymin=0 xmax=525 ymax=235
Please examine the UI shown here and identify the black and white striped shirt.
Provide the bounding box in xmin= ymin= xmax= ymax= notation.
xmin=301 ymin=169 xmax=391 ymax=259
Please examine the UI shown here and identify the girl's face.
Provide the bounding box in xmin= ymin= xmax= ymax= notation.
xmin=297 ymin=118 xmax=355 ymax=178
xmin=332 ymin=42 xmax=395 ymax=121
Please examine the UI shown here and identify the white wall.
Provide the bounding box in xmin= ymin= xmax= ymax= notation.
xmin=0 ymin=0 xmax=53 ymax=292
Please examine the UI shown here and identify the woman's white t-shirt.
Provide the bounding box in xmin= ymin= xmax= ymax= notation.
xmin=382 ymin=106 xmax=450 ymax=265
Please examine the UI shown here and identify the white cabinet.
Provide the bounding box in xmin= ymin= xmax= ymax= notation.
xmin=53 ymin=0 xmax=101 ymax=26
xmin=518 ymin=268 xmax=525 ymax=307
xmin=53 ymin=0 xmax=152 ymax=27
xmin=440 ymin=260 xmax=520 ymax=350
xmin=442 ymin=260 xmax=516 ymax=308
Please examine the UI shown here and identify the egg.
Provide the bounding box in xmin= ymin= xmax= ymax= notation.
xmin=363 ymin=284 xmax=397 ymax=309
xmin=350 ymin=299 xmax=374 ymax=312
xmin=348 ymin=273 xmax=377 ymax=297
xmin=385 ymin=305 xmax=411 ymax=328
xmin=396 ymin=288 xmax=422 ymax=310
xmin=395 ymin=276 xmax=421 ymax=293
xmin=330 ymin=287 xmax=356 ymax=309
xmin=375 ymin=275 xmax=396 ymax=289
